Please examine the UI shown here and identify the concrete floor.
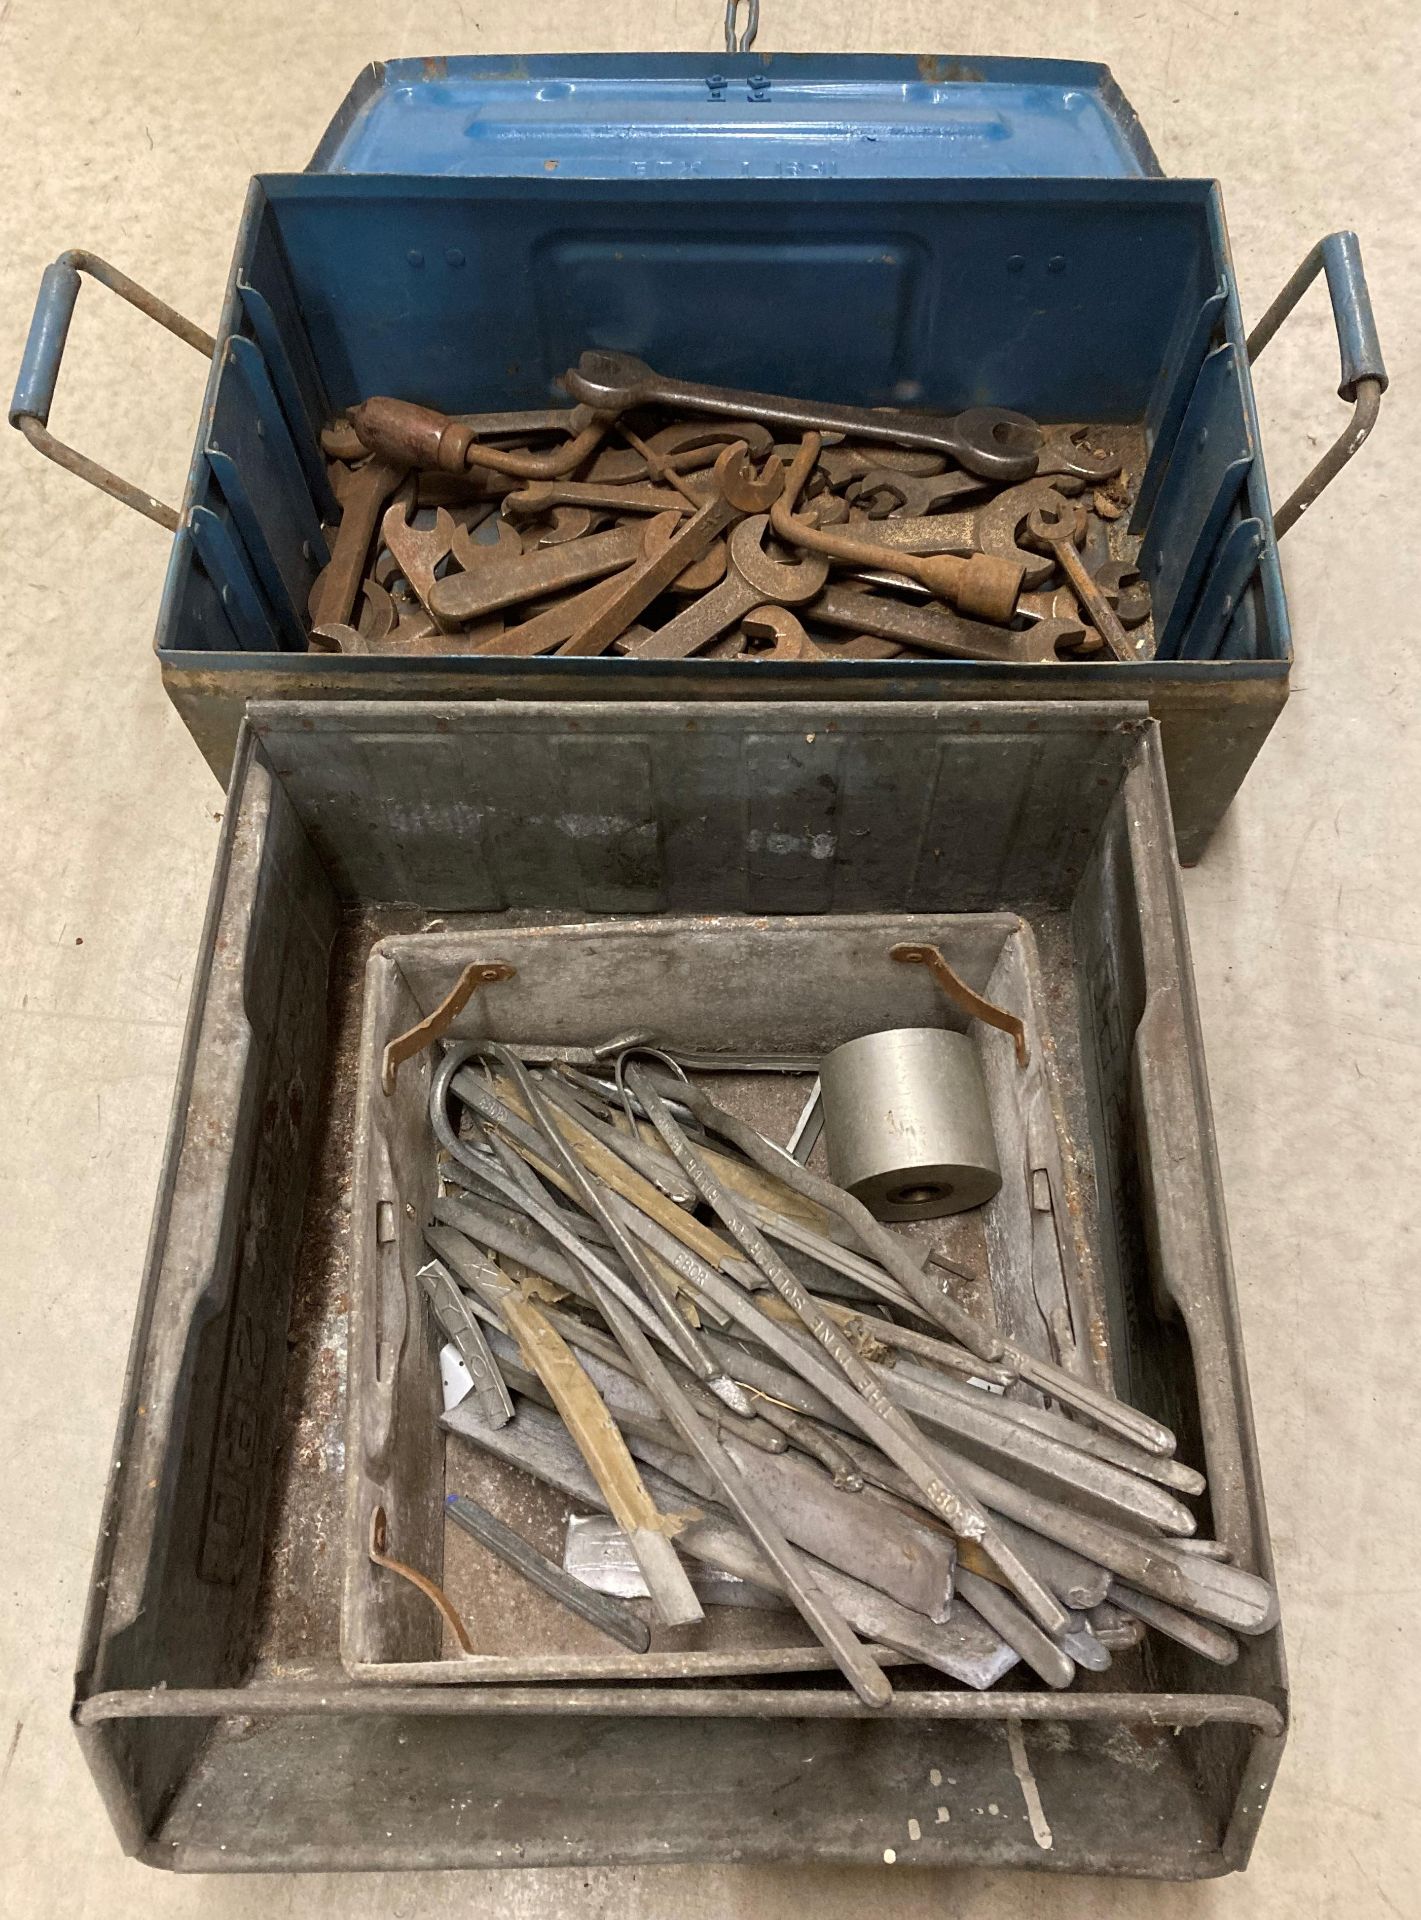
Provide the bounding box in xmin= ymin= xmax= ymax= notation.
xmin=1 ymin=0 xmax=1416 ymax=1911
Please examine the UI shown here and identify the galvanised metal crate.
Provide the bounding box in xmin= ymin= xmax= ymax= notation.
xmin=72 ymin=701 xmax=1285 ymax=1876
xmin=10 ymin=55 xmax=1385 ymax=860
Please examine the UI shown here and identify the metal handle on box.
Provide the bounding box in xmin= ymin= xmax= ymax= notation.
xmin=1246 ymin=230 xmax=1386 ymax=539
xmin=723 ymin=0 xmax=760 ymax=52
xmin=9 ymin=249 xmax=216 ymax=531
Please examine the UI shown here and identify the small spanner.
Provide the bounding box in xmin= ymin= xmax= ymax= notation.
xmin=428 ymin=517 xmax=650 ymax=625
xmin=381 ymin=499 xmax=459 ymax=622
xmin=1094 ymin=558 xmax=1152 ymax=628
xmin=486 ymin=517 xmax=722 ymax=656
xmin=739 ymin=606 xmax=830 ymax=662
xmin=1024 ymin=494 xmax=1134 ymax=661
xmin=630 ymin=515 xmax=830 ymax=660
xmin=470 ymin=568 xmax=643 ymax=658
xmin=308 ymin=455 xmax=407 ymax=631
xmin=1036 ymin=424 xmax=1124 ymax=482
xmin=849 ymin=468 xmax=987 ymax=518
xmin=585 ymin=418 xmax=776 ymax=484
xmin=805 ymin=582 xmax=1098 ymax=663
xmin=503 ymin=478 xmax=693 ymax=521
xmin=558 ymin=442 xmax=783 ymax=657
xmin=772 ymin=434 xmax=1025 ymax=623
xmin=562 ymin=349 xmax=1043 ymax=482
xmin=448 ymin=514 xmax=523 ymax=573
xmin=815 ymin=445 xmax=947 ymax=486
xmin=849 ymin=474 xmax=1088 ymax=586
xmin=521 ymin=505 xmax=599 ymax=548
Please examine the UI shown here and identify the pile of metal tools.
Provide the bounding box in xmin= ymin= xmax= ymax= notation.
xmin=381 ymin=973 xmax=1278 ymax=1708
xmin=309 ymin=349 xmax=1151 ymax=663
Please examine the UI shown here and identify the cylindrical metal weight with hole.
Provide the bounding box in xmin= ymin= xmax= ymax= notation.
xmin=819 ymin=1027 xmax=1001 ymax=1221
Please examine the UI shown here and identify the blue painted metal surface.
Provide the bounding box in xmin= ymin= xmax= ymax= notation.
xmin=122 ymin=55 xmax=1329 ymax=855
xmin=1176 ymin=514 xmax=1267 ymax=662
xmin=9 ymin=260 xmax=80 ymax=426
xmin=204 ymin=335 xmax=327 ymax=647
xmin=309 ymin=55 xmax=1161 ymax=182
xmin=188 ymin=508 xmax=280 ymax=653
xmin=236 ymin=276 xmax=338 ymax=518
xmin=1140 ymin=343 xmax=1256 ymax=654
xmin=255 ymin=173 xmax=1221 ymax=423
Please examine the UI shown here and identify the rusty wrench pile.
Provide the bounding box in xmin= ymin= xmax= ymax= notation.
xmin=307 ymin=348 xmax=1152 ymax=663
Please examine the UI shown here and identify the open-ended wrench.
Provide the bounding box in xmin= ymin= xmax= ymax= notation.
xmin=1094 ymin=557 xmax=1152 ymax=628
xmin=1035 ymin=424 xmax=1124 ymax=482
xmin=427 ymin=518 xmax=650 ymax=625
xmin=477 ymin=517 xmax=722 ymax=657
xmin=1024 ymin=494 xmax=1135 ymax=661
xmin=815 ymin=445 xmax=947 ymax=487
xmin=503 ymin=478 xmax=693 ymax=521
xmin=739 ymin=606 xmax=830 ymax=662
xmin=562 ymin=350 xmax=1042 ymax=483
xmin=558 ymin=441 xmax=783 ymax=657
xmin=308 ymin=456 xmax=407 ymax=632
xmin=585 ymin=418 xmax=776 ymax=484
xmin=630 ymin=516 xmax=831 ymax=660
xmin=772 ymin=435 xmax=1025 ymax=623
xmin=848 ymin=474 xmax=1088 ymax=586
xmin=806 ymin=583 xmax=1098 ymax=663
xmin=849 ymin=468 xmax=986 ymax=518
xmin=381 ymin=499 xmax=459 ymax=623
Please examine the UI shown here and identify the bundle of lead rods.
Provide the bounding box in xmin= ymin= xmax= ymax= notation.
xmin=419 ymin=1041 xmax=1278 ymax=1705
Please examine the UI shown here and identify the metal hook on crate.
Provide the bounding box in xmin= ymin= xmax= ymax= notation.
xmin=368 ymin=1505 xmax=474 ymax=1655
xmin=724 ymin=0 xmax=760 ymax=53
xmin=889 ymin=941 xmax=1030 ymax=1067
xmin=380 ymin=960 xmax=516 ymax=1095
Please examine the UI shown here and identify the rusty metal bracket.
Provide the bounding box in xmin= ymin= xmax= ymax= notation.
xmin=889 ymin=941 xmax=1030 ymax=1067
xmin=368 ymin=1506 xmax=474 ymax=1654
xmin=10 ymin=250 xmax=216 ymax=530
xmin=380 ymin=960 xmax=516 ymax=1094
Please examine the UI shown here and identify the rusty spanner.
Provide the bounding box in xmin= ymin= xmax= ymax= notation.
xmin=1036 ymin=424 xmax=1124 ymax=482
xmin=805 ymin=583 xmax=1097 ymax=663
xmin=815 ymin=445 xmax=947 ymax=486
xmin=1024 ymin=494 xmax=1135 ymax=661
xmin=1094 ymin=558 xmax=1152 ymax=628
xmin=587 ymin=418 xmax=776 ymax=484
xmin=381 ymin=498 xmax=458 ymax=624
xmin=562 ymin=349 xmax=1042 ymax=483
xmin=428 ymin=518 xmax=651 ymax=626
xmin=476 ymin=518 xmax=687 ymax=657
xmin=630 ymin=516 xmax=831 ymax=660
xmin=558 ymin=442 xmax=783 ymax=657
xmin=308 ymin=456 xmax=407 ymax=632
xmin=448 ymin=515 xmax=523 ymax=573
xmin=849 ymin=468 xmax=987 ymax=518
xmin=847 ymin=474 xmax=1089 ymax=586
xmin=503 ymin=478 xmax=693 ymax=521
xmin=739 ymin=606 xmax=830 ymax=662
xmin=522 ymin=505 xmax=599 ymax=548
xmin=772 ymin=434 xmax=1025 ymax=623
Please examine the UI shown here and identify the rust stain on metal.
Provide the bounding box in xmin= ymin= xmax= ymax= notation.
xmin=915 ymin=56 xmax=986 ymax=84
